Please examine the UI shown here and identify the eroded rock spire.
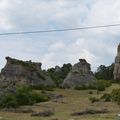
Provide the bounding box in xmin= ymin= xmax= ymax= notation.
xmin=114 ymin=43 xmax=120 ymax=80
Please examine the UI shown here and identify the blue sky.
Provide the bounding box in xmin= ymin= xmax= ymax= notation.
xmin=0 ymin=0 xmax=120 ymax=71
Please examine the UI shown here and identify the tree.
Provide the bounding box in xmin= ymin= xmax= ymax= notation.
xmin=47 ymin=63 xmax=72 ymax=87
xmin=95 ymin=64 xmax=114 ymax=80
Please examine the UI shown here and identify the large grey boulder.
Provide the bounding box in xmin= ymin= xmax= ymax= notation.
xmin=0 ymin=57 xmax=55 ymax=87
xmin=63 ymin=59 xmax=95 ymax=88
xmin=114 ymin=43 xmax=120 ymax=80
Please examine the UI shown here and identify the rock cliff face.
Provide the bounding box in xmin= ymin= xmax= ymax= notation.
xmin=0 ymin=57 xmax=55 ymax=87
xmin=114 ymin=43 xmax=120 ymax=80
xmin=63 ymin=59 xmax=95 ymax=88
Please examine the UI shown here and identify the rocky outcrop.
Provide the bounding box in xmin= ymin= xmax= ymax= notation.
xmin=0 ymin=57 xmax=55 ymax=87
xmin=114 ymin=43 xmax=120 ymax=80
xmin=63 ymin=59 xmax=95 ymax=88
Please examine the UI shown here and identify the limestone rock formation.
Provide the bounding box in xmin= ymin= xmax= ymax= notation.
xmin=0 ymin=57 xmax=55 ymax=87
xmin=63 ymin=59 xmax=95 ymax=88
xmin=114 ymin=43 xmax=120 ymax=80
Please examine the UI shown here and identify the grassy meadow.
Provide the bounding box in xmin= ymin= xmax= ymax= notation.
xmin=0 ymin=84 xmax=120 ymax=120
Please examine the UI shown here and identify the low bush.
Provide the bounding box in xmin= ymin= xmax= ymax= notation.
xmin=88 ymin=91 xmax=93 ymax=94
xmin=74 ymin=85 xmax=90 ymax=90
xmin=89 ymin=97 xmax=99 ymax=103
xmin=0 ymin=85 xmax=50 ymax=108
xmin=101 ymin=89 xmax=120 ymax=104
xmin=111 ymin=89 xmax=120 ymax=104
xmin=96 ymin=84 xmax=105 ymax=91
xmin=97 ymin=80 xmax=112 ymax=87
xmin=101 ymin=93 xmax=111 ymax=102
xmin=94 ymin=80 xmax=112 ymax=91
xmin=0 ymin=92 xmax=18 ymax=108
xmin=74 ymin=80 xmax=112 ymax=92
xmin=31 ymin=85 xmax=55 ymax=91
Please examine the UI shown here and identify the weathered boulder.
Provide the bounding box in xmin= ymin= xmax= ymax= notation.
xmin=114 ymin=43 xmax=120 ymax=80
xmin=63 ymin=59 xmax=95 ymax=88
xmin=0 ymin=57 xmax=55 ymax=87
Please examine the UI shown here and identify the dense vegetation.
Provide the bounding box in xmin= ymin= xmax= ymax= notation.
xmin=75 ymin=80 xmax=112 ymax=91
xmin=47 ymin=63 xmax=72 ymax=87
xmin=88 ymin=88 xmax=120 ymax=105
xmin=101 ymin=88 xmax=120 ymax=105
xmin=95 ymin=64 xmax=114 ymax=80
xmin=0 ymin=85 xmax=50 ymax=108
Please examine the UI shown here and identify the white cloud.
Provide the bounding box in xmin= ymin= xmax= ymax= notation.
xmin=0 ymin=0 xmax=119 ymax=71
xmin=49 ymin=41 xmax=65 ymax=51
xmin=41 ymin=39 xmax=99 ymax=70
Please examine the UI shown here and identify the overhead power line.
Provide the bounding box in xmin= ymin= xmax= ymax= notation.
xmin=0 ymin=23 xmax=120 ymax=36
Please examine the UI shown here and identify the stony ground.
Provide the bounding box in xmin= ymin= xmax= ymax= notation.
xmin=0 ymin=84 xmax=120 ymax=120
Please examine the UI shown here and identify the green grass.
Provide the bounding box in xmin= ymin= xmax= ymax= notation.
xmin=0 ymin=83 xmax=120 ymax=120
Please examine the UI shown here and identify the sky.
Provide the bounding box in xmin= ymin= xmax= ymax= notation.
xmin=0 ymin=0 xmax=120 ymax=71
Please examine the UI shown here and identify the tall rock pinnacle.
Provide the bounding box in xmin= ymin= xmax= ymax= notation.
xmin=114 ymin=43 xmax=120 ymax=80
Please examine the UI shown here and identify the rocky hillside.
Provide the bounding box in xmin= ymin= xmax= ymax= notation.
xmin=0 ymin=57 xmax=55 ymax=88
xmin=63 ymin=59 xmax=95 ymax=88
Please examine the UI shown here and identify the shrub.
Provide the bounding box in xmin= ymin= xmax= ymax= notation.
xmin=101 ymin=93 xmax=111 ymax=102
xmin=74 ymin=85 xmax=88 ymax=90
xmin=16 ymin=85 xmax=50 ymax=105
xmin=96 ymin=84 xmax=105 ymax=91
xmin=89 ymin=97 xmax=99 ymax=103
xmin=28 ymin=91 xmax=50 ymax=104
xmin=74 ymin=80 xmax=111 ymax=91
xmin=93 ymin=80 xmax=112 ymax=91
xmin=15 ymin=85 xmax=32 ymax=105
xmin=111 ymin=89 xmax=120 ymax=104
xmin=101 ymin=89 xmax=120 ymax=104
xmin=88 ymin=91 xmax=93 ymax=94
xmin=0 ymin=92 xmax=18 ymax=108
xmin=31 ymin=85 xmax=55 ymax=91
xmin=0 ymin=85 xmax=50 ymax=108
xmin=98 ymin=80 xmax=112 ymax=87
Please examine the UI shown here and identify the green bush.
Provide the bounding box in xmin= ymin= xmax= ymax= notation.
xmin=0 ymin=92 xmax=18 ymax=108
xmin=16 ymin=85 xmax=32 ymax=105
xmin=94 ymin=80 xmax=112 ymax=91
xmin=101 ymin=93 xmax=111 ymax=102
xmin=74 ymin=85 xmax=89 ymax=90
xmin=74 ymin=80 xmax=111 ymax=91
xmin=28 ymin=91 xmax=50 ymax=104
xmin=101 ymin=89 xmax=120 ymax=104
xmin=97 ymin=80 xmax=112 ymax=87
xmin=89 ymin=97 xmax=99 ymax=103
xmin=16 ymin=85 xmax=50 ymax=105
xmin=111 ymin=89 xmax=120 ymax=104
xmin=96 ymin=84 xmax=105 ymax=91
xmin=0 ymin=85 xmax=50 ymax=108
xmin=31 ymin=85 xmax=55 ymax=91
xmin=88 ymin=91 xmax=93 ymax=94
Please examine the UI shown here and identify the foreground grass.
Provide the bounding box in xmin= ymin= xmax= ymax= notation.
xmin=0 ymin=84 xmax=120 ymax=120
